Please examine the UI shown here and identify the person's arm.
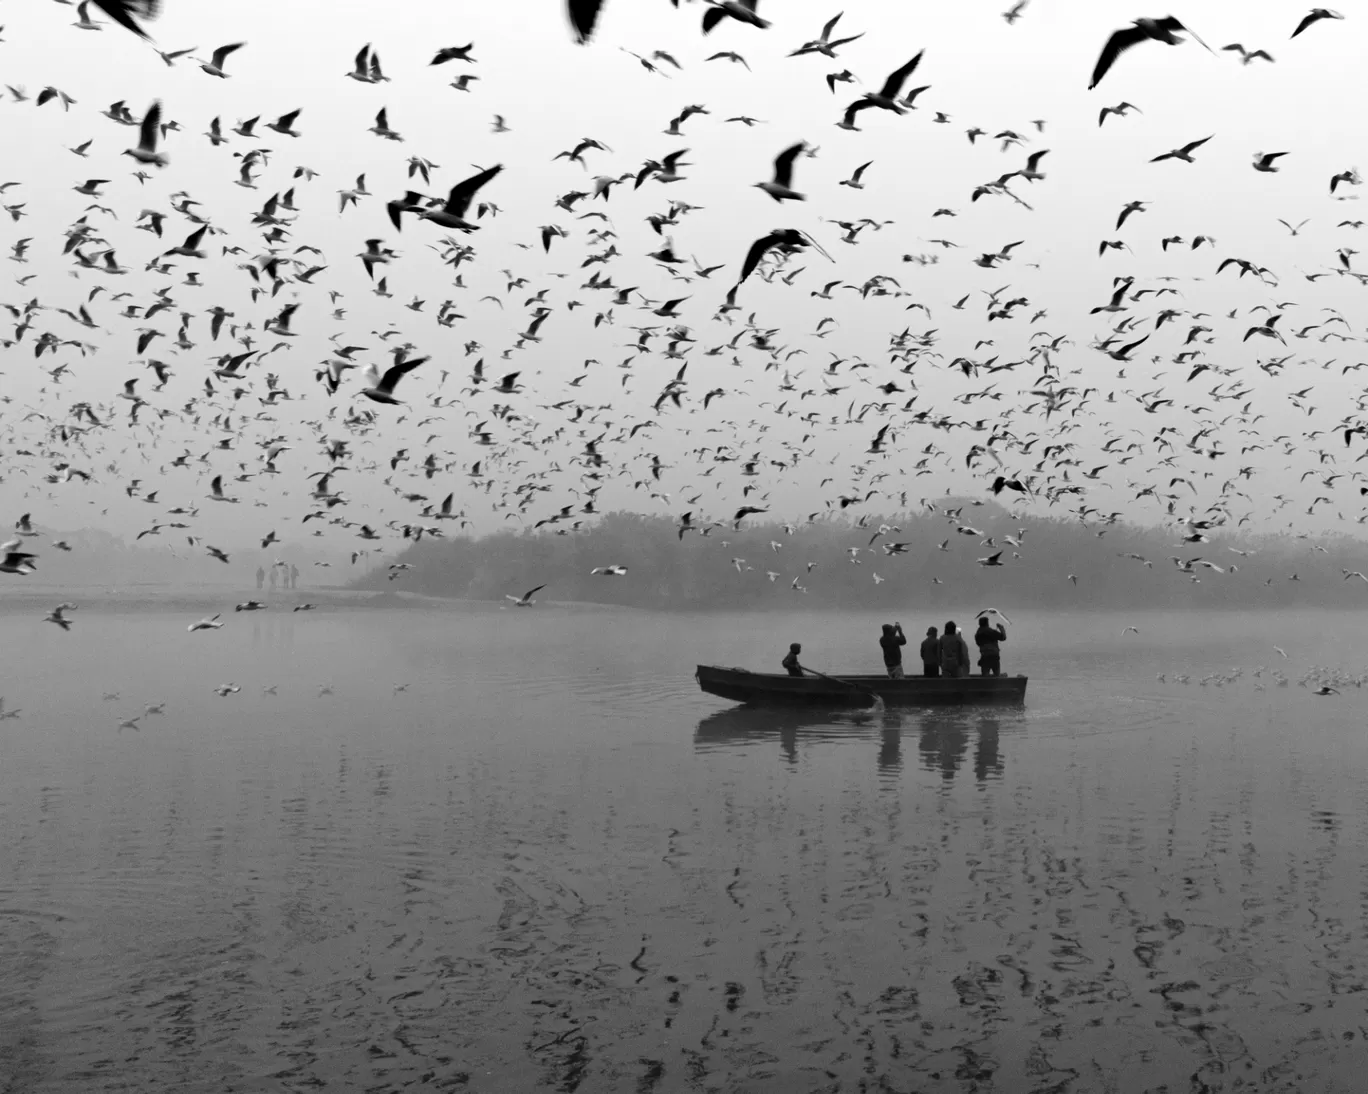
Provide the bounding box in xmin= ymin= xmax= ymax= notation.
xmin=997 ymin=625 xmax=1006 ymax=642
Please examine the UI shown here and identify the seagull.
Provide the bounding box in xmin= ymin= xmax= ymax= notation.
xmin=1313 ymin=685 xmax=1340 ymax=696
xmin=89 ymin=0 xmax=158 ymax=38
xmin=1222 ymin=43 xmax=1274 ymax=64
xmin=214 ymin=684 xmax=241 ymax=697
xmin=702 ymin=1 xmax=771 ymax=35
xmin=838 ymin=160 xmax=873 ymax=189
xmin=189 ymin=614 xmax=223 ymax=632
xmin=840 ymin=52 xmax=924 ymax=127
xmin=973 ymin=607 xmax=1015 ymax=625
xmin=755 ymin=142 xmax=806 ymax=201
xmin=1098 ymin=101 xmax=1142 ymax=126
xmin=977 ymin=551 xmax=1005 ymax=567
xmin=1273 ymin=646 xmax=1288 ymax=659
xmin=123 ymin=100 xmax=167 ymax=167
xmin=789 ymin=12 xmax=863 ymax=58
xmin=1089 ymin=17 xmax=1209 ymax=90
xmin=590 ymin=565 xmax=629 ymax=575
xmin=1252 ymin=151 xmax=1289 ymax=173
xmin=0 ymin=539 xmax=37 ymax=575
xmin=1122 ymin=625 xmax=1140 ymax=635
xmin=1291 ymin=9 xmax=1343 ymax=38
xmin=117 ymin=714 xmax=141 ymax=732
xmin=419 ymin=165 xmax=502 ymax=230
xmin=431 ymin=44 xmax=476 ymax=64
xmin=1151 ymin=135 xmax=1213 ymax=164
xmin=44 ymin=604 xmax=74 ymax=631
xmin=198 ymin=42 xmax=244 ymax=78
xmin=361 ymin=355 xmax=428 ymax=404
xmin=506 ymin=583 xmax=546 ymax=606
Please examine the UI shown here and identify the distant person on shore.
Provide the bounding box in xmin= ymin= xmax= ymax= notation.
xmin=255 ymin=566 xmax=265 ymax=591
xmin=974 ymin=616 xmax=1007 ymax=676
xmin=782 ymin=642 xmax=804 ymax=677
xmin=290 ymin=564 xmax=300 ymax=590
xmin=920 ymin=626 xmax=940 ymax=677
xmin=939 ymin=621 xmax=970 ymax=679
xmin=268 ymin=566 xmax=277 ymax=591
xmin=879 ymin=623 xmax=907 ymax=679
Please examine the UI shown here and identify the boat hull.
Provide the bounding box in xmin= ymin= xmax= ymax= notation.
xmin=696 ymin=664 xmax=1027 ymax=707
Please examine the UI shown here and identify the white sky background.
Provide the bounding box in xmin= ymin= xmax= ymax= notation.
xmin=3 ymin=0 xmax=1368 ymax=559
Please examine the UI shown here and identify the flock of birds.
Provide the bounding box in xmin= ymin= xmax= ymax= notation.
xmin=0 ymin=0 xmax=1364 ymax=702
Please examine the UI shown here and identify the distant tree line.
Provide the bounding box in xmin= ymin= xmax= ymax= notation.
xmin=352 ymin=507 xmax=1368 ymax=611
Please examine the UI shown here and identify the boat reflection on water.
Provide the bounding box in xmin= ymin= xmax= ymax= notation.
xmin=695 ymin=704 xmax=1014 ymax=781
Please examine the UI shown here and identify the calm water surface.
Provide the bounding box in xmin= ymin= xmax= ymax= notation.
xmin=2 ymin=605 xmax=1367 ymax=1092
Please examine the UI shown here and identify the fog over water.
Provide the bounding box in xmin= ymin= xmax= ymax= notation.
xmin=4 ymin=606 xmax=1368 ymax=1091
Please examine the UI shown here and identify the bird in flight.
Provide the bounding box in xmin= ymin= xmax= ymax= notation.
xmin=1089 ymin=17 xmax=1209 ymax=90
xmin=1291 ymin=9 xmax=1344 ymax=38
xmin=506 ymin=583 xmax=547 ymax=606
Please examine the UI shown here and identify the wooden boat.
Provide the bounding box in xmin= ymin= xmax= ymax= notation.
xmin=696 ymin=664 xmax=1027 ymax=707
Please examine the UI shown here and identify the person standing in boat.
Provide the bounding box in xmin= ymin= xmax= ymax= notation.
xmin=920 ymin=626 xmax=940 ymax=677
xmin=782 ymin=642 xmax=804 ymax=677
xmin=879 ymin=623 xmax=907 ymax=679
xmin=938 ymin=621 xmax=970 ymax=678
xmin=974 ymin=616 xmax=1007 ymax=676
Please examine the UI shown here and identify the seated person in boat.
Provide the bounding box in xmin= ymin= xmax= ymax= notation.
xmin=974 ymin=617 xmax=1007 ymax=676
xmin=781 ymin=642 xmax=804 ymax=677
xmin=920 ymin=626 xmax=940 ymax=677
xmin=938 ymin=621 xmax=970 ymax=679
xmin=879 ymin=623 xmax=907 ymax=679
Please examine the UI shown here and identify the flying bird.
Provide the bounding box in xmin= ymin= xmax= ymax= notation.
xmin=755 ymin=142 xmax=806 ymax=201
xmin=1089 ymin=17 xmax=1208 ymax=90
xmin=1291 ymin=9 xmax=1343 ymax=38
xmin=506 ymin=583 xmax=546 ymax=606
xmin=361 ymin=355 xmax=428 ymax=404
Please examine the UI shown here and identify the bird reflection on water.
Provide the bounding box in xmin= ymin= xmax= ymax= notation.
xmin=694 ymin=704 xmax=1016 ymax=781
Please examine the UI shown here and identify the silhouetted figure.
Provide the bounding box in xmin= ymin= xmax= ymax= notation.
xmin=782 ymin=642 xmax=804 ymax=677
xmin=290 ymin=564 xmax=300 ymax=590
xmin=879 ymin=622 xmax=907 ymax=678
xmin=255 ymin=566 xmax=265 ymax=590
xmin=920 ymin=626 xmax=940 ymax=677
xmin=268 ymin=566 xmax=278 ymax=591
xmin=938 ymin=621 xmax=970 ymax=679
xmin=974 ymin=617 xmax=1007 ymax=676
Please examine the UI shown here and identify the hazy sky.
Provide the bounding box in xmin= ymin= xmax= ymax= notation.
xmin=3 ymin=0 xmax=1368 ymax=568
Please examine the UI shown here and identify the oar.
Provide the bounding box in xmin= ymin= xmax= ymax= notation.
xmin=802 ymin=665 xmax=881 ymax=708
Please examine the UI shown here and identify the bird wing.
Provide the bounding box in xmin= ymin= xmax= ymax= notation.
xmin=523 ymin=584 xmax=547 ymax=599
xmin=138 ymin=100 xmax=162 ymax=151
xmin=1291 ymin=11 xmax=1319 ymax=37
xmin=772 ymin=142 xmax=804 ymax=188
xmin=444 ymin=164 xmax=503 ymax=218
xmin=212 ymin=41 xmax=243 ymax=67
xmin=1089 ymin=24 xmax=1149 ymax=89
xmin=377 ymin=355 xmax=428 ymax=394
xmin=567 ymin=0 xmax=604 ymax=43
xmin=819 ymin=11 xmax=842 ymax=40
xmin=184 ymin=224 xmax=207 ymax=249
xmin=737 ymin=231 xmax=781 ymax=284
xmin=878 ymin=51 xmax=924 ymax=99
xmin=90 ymin=0 xmax=159 ymax=38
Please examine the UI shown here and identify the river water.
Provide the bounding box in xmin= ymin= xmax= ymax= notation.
xmin=1 ymin=603 xmax=1366 ymax=1091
